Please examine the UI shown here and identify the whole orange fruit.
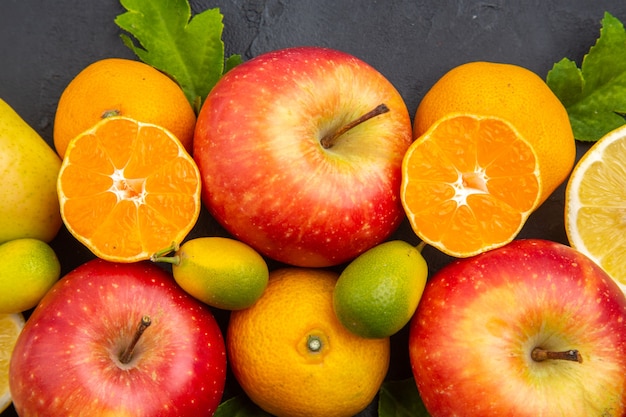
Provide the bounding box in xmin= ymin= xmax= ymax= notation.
xmin=53 ymin=58 xmax=196 ymax=158
xmin=414 ymin=61 xmax=575 ymax=207
xmin=227 ymin=267 xmax=390 ymax=417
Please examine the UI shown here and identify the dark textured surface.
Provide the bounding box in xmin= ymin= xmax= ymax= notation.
xmin=2 ymin=1 xmax=626 ymax=416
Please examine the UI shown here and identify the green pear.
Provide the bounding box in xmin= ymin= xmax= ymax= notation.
xmin=0 ymin=98 xmax=62 ymax=243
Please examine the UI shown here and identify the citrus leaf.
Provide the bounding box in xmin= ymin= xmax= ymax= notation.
xmin=547 ymin=12 xmax=626 ymax=142
xmin=214 ymin=395 xmax=272 ymax=417
xmin=378 ymin=378 xmax=431 ymax=417
xmin=115 ymin=0 xmax=241 ymax=112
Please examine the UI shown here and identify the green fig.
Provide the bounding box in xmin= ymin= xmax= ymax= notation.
xmin=333 ymin=240 xmax=428 ymax=338
xmin=0 ymin=98 xmax=62 ymax=243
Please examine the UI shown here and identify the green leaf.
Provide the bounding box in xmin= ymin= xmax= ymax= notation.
xmin=378 ymin=378 xmax=431 ymax=417
xmin=547 ymin=12 xmax=626 ymax=141
xmin=115 ymin=0 xmax=241 ymax=111
xmin=214 ymin=395 xmax=273 ymax=417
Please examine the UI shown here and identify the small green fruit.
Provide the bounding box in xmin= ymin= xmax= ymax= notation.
xmin=154 ymin=237 xmax=269 ymax=310
xmin=0 ymin=98 xmax=62 ymax=244
xmin=0 ymin=238 xmax=61 ymax=314
xmin=333 ymin=240 xmax=428 ymax=338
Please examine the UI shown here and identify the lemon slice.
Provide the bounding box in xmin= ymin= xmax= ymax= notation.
xmin=565 ymin=124 xmax=626 ymax=293
xmin=0 ymin=313 xmax=25 ymax=413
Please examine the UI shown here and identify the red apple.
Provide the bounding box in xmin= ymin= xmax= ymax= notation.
xmin=9 ymin=259 xmax=227 ymax=417
xmin=193 ymin=46 xmax=412 ymax=267
xmin=409 ymin=238 xmax=626 ymax=416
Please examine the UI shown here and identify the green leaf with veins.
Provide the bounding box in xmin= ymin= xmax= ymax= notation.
xmin=115 ymin=0 xmax=242 ymax=113
xmin=547 ymin=12 xmax=626 ymax=142
xmin=378 ymin=378 xmax=431 ymax=417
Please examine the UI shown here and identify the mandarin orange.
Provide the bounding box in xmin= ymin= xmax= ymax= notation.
xmin=57 ymin=116 xmax=201 ymax=263
xmin=53 ymin=58 xmax=196 ymax=158
xmin=414 ymin=61 xmax=575 ymax=207
xmin=402 ymin=61 xmax=575 ymax=258
xmin=227 ymin=267 xmax=390 ymax=417
xmin=402 ymin=114 xmax=540 ymax=257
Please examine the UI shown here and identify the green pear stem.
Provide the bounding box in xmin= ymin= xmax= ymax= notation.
xmin=416 ymin=241 xmax=427 ymax=252
xmin=150 ymin=242 xmax=181 ymax=265
xmin=531 ymin=347 xmax=583 ymax=364
xmin=119 ymin=315 xmax=151 ymax=365
xmin=320 ymin=103 xmax=389 ymax=149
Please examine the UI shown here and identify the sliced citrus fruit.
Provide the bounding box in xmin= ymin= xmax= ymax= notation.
xmin=414 ymin=61 xmax=575 ymax=208
xmin=57 ymin=116 xmax=201 ymax=262
xmin=565 ymin=124 xmax=626 ymax=293
xmin=1 ymin=313 xmax=25 ymax=413
xmin=401 ymin=113 xmax=540 ymax=258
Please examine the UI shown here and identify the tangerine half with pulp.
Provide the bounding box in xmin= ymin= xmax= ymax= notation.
xmin=57 ymin=116 xmax=201 ymax=262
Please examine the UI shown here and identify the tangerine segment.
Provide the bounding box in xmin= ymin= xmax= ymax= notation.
xmin=57 ymin=117 xmax=201 ymax=263
xmin=565 ymin=125 xmax=626 ymax=292
xmin=401 ymin=114 xmax=540 ymax=258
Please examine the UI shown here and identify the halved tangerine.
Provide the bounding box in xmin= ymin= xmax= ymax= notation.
xmin=401 ymin=113 xmax=541 ymax=258
xmin=57 ymin=116 xmax=201 ymax=262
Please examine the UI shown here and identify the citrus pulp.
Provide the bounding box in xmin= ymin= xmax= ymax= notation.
xmin=57 ymin=116 xmax=201 ymax=262
xmin=565 ymin=123 xmax=626 ymax=293
xmin=0 ymin=313 xmax=24 ymax=413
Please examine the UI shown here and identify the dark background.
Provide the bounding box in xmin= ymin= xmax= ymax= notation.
xmin=2 ymin=1 xmax=626 ymax=416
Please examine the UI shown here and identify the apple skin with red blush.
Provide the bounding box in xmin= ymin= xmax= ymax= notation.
xmin=409 ymin=238 xmax=626 ymax=417
xmin=193 ymin=46 xmax=413 ymax=267
xmin=9 ymin=259 xmax=227 ymax=417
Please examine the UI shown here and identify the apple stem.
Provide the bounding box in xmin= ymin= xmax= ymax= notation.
xmin=119 ymin=315 xmax=152 ymax=365
xmin=150 ymin=242 xmax=181 ymax=265
xmin=531 ymin=347 xmax=583 ymax=364
xmin=320 ymin=103 xmax=390 ymax=149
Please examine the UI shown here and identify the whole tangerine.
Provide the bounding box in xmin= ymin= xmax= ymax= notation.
xmin=53 ymin=58 xmax=196 ymax=158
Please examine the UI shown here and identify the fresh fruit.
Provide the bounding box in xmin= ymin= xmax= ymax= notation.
xmin=409 ymin=239 xmax=626 ymax=417
xmin=414 ymin=61 xmax=575 ymax=205
xmin=53 ymin=57 xmax=196 ymax=158
xmin=401 ymin=114 xmax=540 ymax=257
xmin=0 ymin=98 xmax=62 ymax=244
xmin=333 ymin=240 xmax=428 ymax=338
xmin=0 ymin=238 xmax=61 ymax=314
xmin=194 ymin=46 xmax=413 ymax=267
xmin=152 ymin=237 xmax=269 ymax=310
xmin=227 ymin=267 xmax=390 ymax=417
xmin=57 ymin=116 xmax=201 ymax=263
xmin=565 ymin=123 xmax=626 ymax=293
xmin=0 ymin=313 xmax=24 ymax=414
xmin=9 ymin=259 xmax=227 ymax=417
xmin=403 ymin=61 xmax=576 ymax=257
